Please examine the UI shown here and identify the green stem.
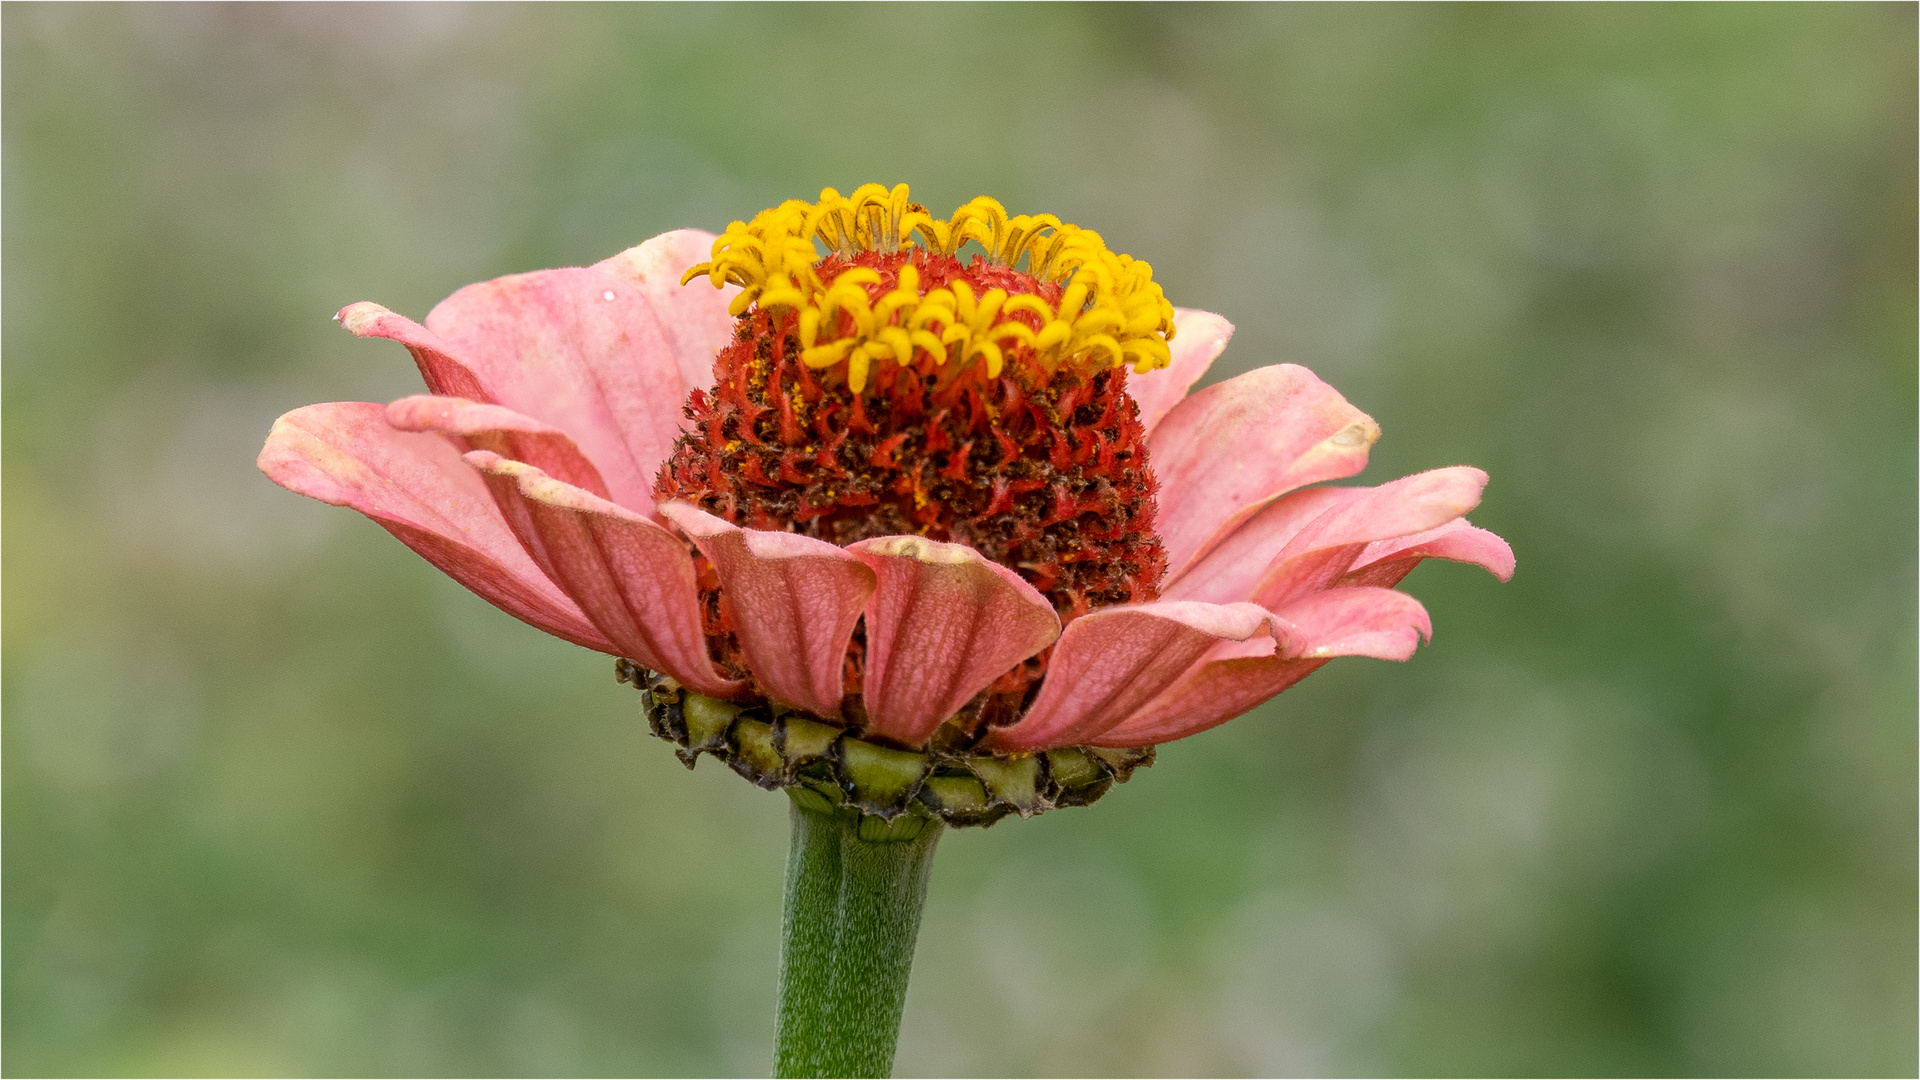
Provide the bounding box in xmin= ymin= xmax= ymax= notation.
xmin=774 ymin=795 xmax=942 ymax=1078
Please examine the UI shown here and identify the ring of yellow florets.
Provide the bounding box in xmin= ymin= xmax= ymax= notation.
xmin=681 ymin=183 xmax=1177 ymax=393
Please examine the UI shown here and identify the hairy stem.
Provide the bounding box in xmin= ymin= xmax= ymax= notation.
xmin=774 ymin=796 xmax=942 ymax=1078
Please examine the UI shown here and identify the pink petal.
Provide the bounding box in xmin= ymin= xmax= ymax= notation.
xmin=1089 ymin=652 xmax=1326 ymax=748
xmin=1161 ymin=486 xmax=1350 ymax=604
xmin=337 ymin=302 xmax=490 ymax=401
xmin=385 ymin=394 xmax=610 ymax=498
xmin=341 ymin=231 xmax=730 ymax=516
xmin=1252 ymin=467 xmax=1488 ymax=610
xmin=257 ymin=402 xmax=612 ymax=653
xmin=844 ymin=536 xmax=1062 ymax=747
xmin=985 ymin=599 xmax=1271 ymax=753
xmin=1091 ymin=587 xmax=1434 ymax=748
xmin=396 ymin=398 xmax=615 ymax=596
xmin=421 ymin=266 xmax=704 ymax=515
xmin=1340 ymin=520 xmax=1517 ymax=590
xmin=657 ymin=503 xmax=874 ymax=719
xmin=1274 ymin=467 xmax=1487 ymax=565
xmin=1150 ymin=364 xmax=1381 ymax=580
xmin=1268 ymin=587 xmax=1432 ymax=662
xmin=464 ymin=454 xmax=740 ymax=699
xmin=596 ymin=229 xmax=738 ymax=395
xmin=1126 ymin=308 xmax=1234 ymax=437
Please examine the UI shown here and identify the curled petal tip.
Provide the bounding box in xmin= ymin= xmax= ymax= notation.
xmin=336 ymin=301 xmax=395 ymax=335
xmin=1490 ymin=544 xmax=1517 ymax=582
xmin=1333 ymin=419 xmax=1380 ymax=448
xmin=1341 ymin=518 xmax=1515 ymax=589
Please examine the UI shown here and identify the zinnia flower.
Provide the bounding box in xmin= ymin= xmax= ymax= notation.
xmin=259 ymin=184 xmax=1512 ymax=830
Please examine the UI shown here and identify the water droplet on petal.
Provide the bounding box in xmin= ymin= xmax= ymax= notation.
xmin=602 ymin=290 xmax=616 ymax=301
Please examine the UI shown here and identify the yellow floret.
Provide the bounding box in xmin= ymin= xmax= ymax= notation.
xmin=682 ymin=184 xmax=1178 ymax=386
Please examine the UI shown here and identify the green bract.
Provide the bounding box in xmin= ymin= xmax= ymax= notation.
xmin=619 ymin=661 xmax=1154 ymax=833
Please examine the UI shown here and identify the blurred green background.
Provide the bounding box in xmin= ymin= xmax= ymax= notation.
xmin=5 ymin=4 xmax=1914 ymax=1076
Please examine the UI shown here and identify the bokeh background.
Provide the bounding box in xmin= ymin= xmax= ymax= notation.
xmin=5 ymin=4 xmax=1914 ymax=1076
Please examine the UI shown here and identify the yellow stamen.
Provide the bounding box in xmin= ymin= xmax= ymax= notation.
xmin=682 ymin=184 xmax=1178 ymax=386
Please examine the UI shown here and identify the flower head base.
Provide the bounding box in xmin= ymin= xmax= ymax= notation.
xmin=623 ymin=662 xmax=1151 ymax=834
xmin=259 ymin=188 xmax=1513 ymax=832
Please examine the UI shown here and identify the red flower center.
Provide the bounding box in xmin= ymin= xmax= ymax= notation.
xmin=656 ymin=254 xmax=1166 ymax=733
xmin=654 ymin=183 xmax=1181 ymax=735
